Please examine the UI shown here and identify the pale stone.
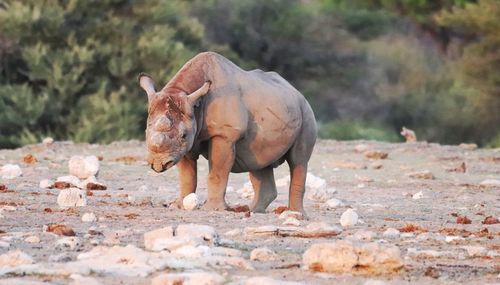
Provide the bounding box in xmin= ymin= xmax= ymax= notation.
xmin=0 ymin=241 xmax=10 ymax=248
xmin=172 ymin=245 xmax=211 ymax=258
xmin=363 ymin=280 xmax=388 ymax=285
xmin=282 ymin=217 xmax=301 ymax=226
xmin=0 ymin=278 xmax=46 ymax=285
xmin=459 ymin=143 xmax=477 ymax=150
xmin=354 ymin=144 xmax=371 ymax=153
xmin=175 ymin=224 xmax=218 ymax=244
xmin=382 ymin=228 xmax=400 ymax=239
xmin=148 ymin=236 xmax=200 ymax=252
xmin=42 ymin=137 xmax=54 ymax=145
xmin=24 ymin=236 xmax=40 ymax=244
xmin=151 ymin=271 xmax=224 ymax=285
xmin=82 ymin=212 xmax=97 ymax=223
xmin=224 ymin=229 xmax=242 ymax=237
xmin=461 ymin=246 xmax=487 ymax=257
xmin=340 ymin=209 xmax=358 ymax=227
xmin=407 ymin=170 xmax=434 ymax=180
xmin=56 ymin=237 xmax=82 ymax=251
xmin=183 ymin=193 xmax=200 ymax=211
xmin=353 ymin=229 xmax=376 ymax=241
xmin=70 ymin=274 xmax=102 ymax=285
xmin=407 ymin=248 xmax=452 ymax=258
xmin=49 ymin=252 xmax=73 ymax=262
xmin=68 ymin=155 xmax=100 ymax=179
xmin=479 ymin=179 xmax=500 ymax=188
xmin=211 ymin=247 xmax=241 ymax=257
xmin=144 ymin=227 xmax=175 ymax=251
xmin=237 ymin=181 xmax=254 ymax=199
xmin=278 ymin=210 xmax=303 ymax=220
xmin=412 ymin=191 xmax=424 ymax=200
xmin=303 ymin=240 xmax=403 ymax=275
xmin=57 ymin=188 xmax=87 ymax=207
xmin=245 ymin=276 xmax=303 ymax=285
xmin=323 ymin=198 xmax=344 ymax=209
xmin=203 ymin=255 xmax=254 ymax=270
xmin=445 ymin=236 xmax=464 ymax=243
xmin=56 ymin=175 xmax=82 ymax=188
xmin=0 ymin=164 xmax=22 ymax=179
xmin=0 ymin=250 xmax=34 ymax=267
xmin=250 ymin=247 xmax=278 ymax=261
xmin=39 ymin=179 xmax=54 ymax=189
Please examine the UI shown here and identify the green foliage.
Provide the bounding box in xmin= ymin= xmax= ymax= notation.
xmin=319 ymin=121 xmax=400 ymax=142
xmin=0 ymin=0 xmax=211 ymax=147
xmin=0 ymin=0 xmax=499 ymax=148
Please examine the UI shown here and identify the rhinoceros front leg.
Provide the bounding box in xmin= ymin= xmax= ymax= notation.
xmin=201 ymin=137 xmax=234 ymax=211
xmin=249 ymin=167 xmax=277 ymax=213
xmin=169 ymin=156 xmax=197 ymax=209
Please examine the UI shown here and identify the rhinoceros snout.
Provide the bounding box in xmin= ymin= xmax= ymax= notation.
xmin=151 ymin=159 xmax=175 ymax=173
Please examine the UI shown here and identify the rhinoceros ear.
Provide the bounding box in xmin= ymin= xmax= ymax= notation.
xmin=187 ymin=81 xmax=211 ymax=107
xmin=138 ymin=73 xmax=156 ymax=100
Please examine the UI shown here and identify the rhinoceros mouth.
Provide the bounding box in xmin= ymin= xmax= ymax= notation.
xmin=151 ymin=158 xmax=177 ymax=173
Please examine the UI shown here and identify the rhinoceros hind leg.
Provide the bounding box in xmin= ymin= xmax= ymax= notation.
xmin=249 ymin=167 xmax=277 ymax=213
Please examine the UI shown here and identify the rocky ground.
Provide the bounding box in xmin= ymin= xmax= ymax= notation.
xmin=0 ymin=139 xmax=499 ymax=285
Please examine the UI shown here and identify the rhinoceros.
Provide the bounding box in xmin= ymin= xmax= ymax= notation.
xmin=138 ymin=52 xmax=317 ymax=214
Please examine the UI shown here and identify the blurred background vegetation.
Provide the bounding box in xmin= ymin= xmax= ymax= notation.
xmin=0 ymin=0 xmax=499 ymax=148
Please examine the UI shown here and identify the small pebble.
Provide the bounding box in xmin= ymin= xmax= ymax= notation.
xmin=340 ymin=209 xmax=359 ymax=227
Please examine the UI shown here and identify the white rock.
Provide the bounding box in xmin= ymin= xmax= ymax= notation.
xmin=176 ymin=224 xmax=218 ymax=244
xmin=354 ymin=144 xmax=371 ymax=153
xmin=42 ymin=137 xmax=54 ymax=145
xmin=172 ymin=245 xmax=211 ymax=258
xmin=144 ymin=227 xmax=174 ymax=251
xmin=24 ymin=236 xmax=40 ymax=244
xmin=211 ymin=247 xmax=242 ymax=257
xmin=461 ymin=246 xmax=487 ymax=257
xmin=401 ymin=233 xmax=415 ymax=238
xmin=151 ymin=271 xmax=225 ymax=285
xmin=56 ymin=237 xmax=82 ymax=251
xmin=70 ymin=274 xmax=102 ymax=285
xmin=56 ymin=175 xmax=82 ymax=188
xmin=363 ymin=280 xmax=388 ymax=285
xmin=245 ymin=276 xmax=303 ymax=285
xmin=49 ymin=252 xmax=72 ymax=262
xmin=416 ymin=232 xmax=445 ymax=241
xmin=282 ymin=217 xmax=301 ymax=226
xmin=237 ymin=181 xmax=254 ymax=199
xmin=183 ymin=193 xmax=200 ymax=211
xmin=278 ymin=210 xmax=303 ymax=220
xmin=353 ymin=229 xmax=376 ymax=241
xmin=39 ymin=179 xmax=54 ymax=189
xmin=224 ymin=229 xmax=242 ymax=237
xmin=0 ymin=250 xmax=34 ymax=267
xmin=479 ymin=179 xmax=500 ymax=188
xmin=250 ymin=247 xmax=278 ymax=261
xmin=57 ymin=188 xmax=87 ymax=207
xmin=412 ymin=191 xmax=424 ymax=200
xmin=340 ymin=209 xmax=358 ymax=227
xmin=75 ymin=245 xmax=174 ymax=277
xmin=445 ymin=236 xmax=464 ymax=243
xmin=407 ymin=248 xmax=452 ymax=258
xmin=303 ymin=240 xmax=403 ymax=274
xmin=0 ymin=164 xmax=22 ymax=179
xmin=323 ymin=198 xmax=344 ymax=209
xmin=68 ymin=155 xmax=100 ymax=179
xmin=147 ymin=236 xmax=201 ymax=252
xmin=82 ymin=212 xmax=97 ymax=223
xmin=0 ymin=241 xmax=10 ymax=248
xmin=382 ymin=228 xmax=400 ymax=239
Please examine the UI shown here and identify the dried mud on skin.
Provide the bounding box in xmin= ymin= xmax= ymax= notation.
xmin=0 ymin=140 xmax=499 ymax=285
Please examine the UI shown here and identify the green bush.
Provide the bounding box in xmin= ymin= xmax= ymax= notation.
xmin=318 ymin=120 xmax=400 ymax=142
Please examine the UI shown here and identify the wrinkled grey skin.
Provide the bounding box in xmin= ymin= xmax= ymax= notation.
xmin=139 ymin=52 xmax=317 ymax=214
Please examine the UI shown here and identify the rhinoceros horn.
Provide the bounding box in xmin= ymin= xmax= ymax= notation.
xmin=187 ymin=81 xmax=211 ymax=106
xmin=138 ymin=73 xmax=156 ymax=100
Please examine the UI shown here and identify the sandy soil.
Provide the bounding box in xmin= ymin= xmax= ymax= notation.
xmin=0 ymin=139 xmax=499 ymax=284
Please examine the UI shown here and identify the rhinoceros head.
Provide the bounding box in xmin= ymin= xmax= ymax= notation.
xmin=138 ymin=73 xmax=210 ymax=172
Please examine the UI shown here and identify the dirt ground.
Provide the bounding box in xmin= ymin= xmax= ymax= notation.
xmin=0 ymin=139 xmax=499 ymax=284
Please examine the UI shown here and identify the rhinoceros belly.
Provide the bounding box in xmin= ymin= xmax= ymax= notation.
xmin=231 ymin=102 xmax=302 ymax=173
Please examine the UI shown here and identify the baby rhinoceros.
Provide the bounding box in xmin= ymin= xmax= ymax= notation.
xmin=139 ymin=52 xmax=317 ymax=214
